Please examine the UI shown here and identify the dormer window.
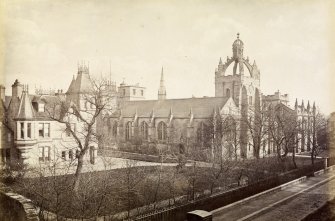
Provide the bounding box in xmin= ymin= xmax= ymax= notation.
xmin=38 ymin=103 xmax=45 ymax=112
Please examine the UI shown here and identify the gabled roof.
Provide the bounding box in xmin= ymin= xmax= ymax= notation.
xmin=115 ymin=97 xmax=230 ymax=119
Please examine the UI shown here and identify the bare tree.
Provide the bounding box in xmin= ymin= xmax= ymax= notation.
xmin=309 ymin=111 xmax=328 ymax=167
xmin=47 ymin=77 xmax=115 ymax=192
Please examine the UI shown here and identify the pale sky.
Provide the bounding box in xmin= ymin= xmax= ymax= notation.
xmin=1 ymin=0 xmax=334 ymax=114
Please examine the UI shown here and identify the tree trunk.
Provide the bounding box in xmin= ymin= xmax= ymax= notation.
xmin=73 ymin=155 xmax=84 ymax=193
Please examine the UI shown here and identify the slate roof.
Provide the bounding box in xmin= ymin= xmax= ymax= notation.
xmin=116 ymin=97 xmax=229 ymax=119
xmin=71 ymin=72 xmax=93 ymax=94
xmin=16 ymin=91 xmax=35 ymax=119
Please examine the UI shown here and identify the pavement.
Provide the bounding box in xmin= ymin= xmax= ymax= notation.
xmin=212 ymin=168 xmax=335 ymax=221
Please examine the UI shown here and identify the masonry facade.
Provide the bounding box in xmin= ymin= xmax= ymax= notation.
xmin=0 ymin=34 xmax=318 ymax=167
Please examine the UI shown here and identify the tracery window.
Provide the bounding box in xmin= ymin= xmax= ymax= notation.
xmin=141 ymin=121 xmax=149 ymax=140
xmin=157 ymin=121 xmax=167 ymax=141
xmin=125 ymin=121 xmax=132 ymax=141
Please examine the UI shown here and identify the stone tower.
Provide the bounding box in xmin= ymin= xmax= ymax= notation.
xmin=214 ymin=34 xmax=261 ymax=158
xmin=215 ymin=33 xmax=261 ymax=107
xmin=158 ymin=67 xmax=166 ymax=100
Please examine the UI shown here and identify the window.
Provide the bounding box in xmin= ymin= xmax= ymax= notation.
xmin=27 ymin=123 xmax=31 ymax=138
xmin=7 ymin=133 xmax=11 ymax=142
xmin=125 ymin=121 xmax=132 ymax=141
xmin=249 ymin=96 xmax=253 ymax=105
xmin=123 ymin=89 xmax=126 ymax=96
xmin=133 ymin=89 xmax=136 ymax=95
xmin=20 ymin=122 xmax=24 ymax=139
xmin=38 ymin=103 xmax=45 ymax=112
xmin=197 ymin=122 xmax=206 ymax=147
xmin=61 ymin=151 xmax=66 ymax=160
xmin=141 ymin=121 xmax=149 ymax=140
xmin=112 ymin=121 xmax=118 ymax=137
xmin=69 ymin=150 xmax=74 ymax=160
xmin=76 ymin=150 xmax=80 ymax=158
xmin=90 ymin=103 xmax=94 ymax=109
xmin=141 ymin=90 xmax=144 ymax=96
xmin=39 ymin=123 xmax=50 ymax=138
xmin=157 ymin=121 xmax=167 ymax=141
xmin=39 ymin=146 xmax=50 ymax=161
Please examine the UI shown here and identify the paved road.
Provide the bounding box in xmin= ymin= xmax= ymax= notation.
xmin=212 ymin=169 xmax=335 ymax=221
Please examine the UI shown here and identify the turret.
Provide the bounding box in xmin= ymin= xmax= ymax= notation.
xmin=12 ymin=79 xmax=23 ymax=99
xmin=158 ymin=67 xmax=166 ymax=100
xmin=232 ymin=33 xmax=244 ymax=59
xmin=294 ymin=98 xmax=298 ymax=110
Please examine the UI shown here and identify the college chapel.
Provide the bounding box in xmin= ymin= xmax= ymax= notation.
xmin=0 ymin=34 xmax=316 ymax=166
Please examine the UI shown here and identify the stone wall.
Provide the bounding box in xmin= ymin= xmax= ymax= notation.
xmin=0 ymin=190 xmax=39 ymax=221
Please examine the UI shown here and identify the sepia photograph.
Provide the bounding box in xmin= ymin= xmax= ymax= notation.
xmin=0 ymin=0 xmax=335 ymax=220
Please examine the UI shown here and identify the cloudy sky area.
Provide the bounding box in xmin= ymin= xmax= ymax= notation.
xmin=1 ymin=0 xmax=334 ymax=113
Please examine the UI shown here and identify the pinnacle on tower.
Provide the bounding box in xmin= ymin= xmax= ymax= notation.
xmin=158 ymin=66 xmax=166 ymax=100
xmin=219 ymin=57 xmax=223 ymax=65
xmin=295 ymin=98 xmax=298 ymax=109
xmin=307 ymin=101 xmax=310 ymax=110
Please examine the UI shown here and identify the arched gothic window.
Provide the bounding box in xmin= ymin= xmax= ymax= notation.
xmin=223 ymin=117 xmax=236 ymax=142
xmin=125 ymin=121 xmax=132 ymax=141
xmin=112 ymin=121 xmax=118 ymax=137
xmin=197 ymin=122 xmax=211 ymax=147
xmin=157 ymin=121 xmax=167 ymax=141
xmin=141 ymin=121 xmax=149 ymax=140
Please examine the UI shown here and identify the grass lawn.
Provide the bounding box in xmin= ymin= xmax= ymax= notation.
xmin=4 ymin=156 xmax=323 ymax=219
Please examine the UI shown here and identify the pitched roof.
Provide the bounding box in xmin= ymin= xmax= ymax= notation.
xmin=71 ymin=72 xmax=93 ymax=94
xmin=117 ymin=97 xmax=229 ymax=119
xmin=66 ymin=75 xmax=76 ymax=94
xmin=16 ymin=91 xmax=35 ymax=119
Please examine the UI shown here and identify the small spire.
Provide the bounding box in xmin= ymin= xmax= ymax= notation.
xmin=158 ymin=67 xmax=166 ymax=100
xmin=295 ymin=98 xmax=298 ymax=109
xmin=307 ymin=101 xmax=310 ymax=110
xmin=219 ymin=57 xmax=222 ymax=65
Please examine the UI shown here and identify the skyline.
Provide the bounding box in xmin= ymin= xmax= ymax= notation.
xmin=1 ymin=0 xmax=335 ymax=114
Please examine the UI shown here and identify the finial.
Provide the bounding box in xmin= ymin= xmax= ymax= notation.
xmin=237 ymin=33 xmax=240 ymax=39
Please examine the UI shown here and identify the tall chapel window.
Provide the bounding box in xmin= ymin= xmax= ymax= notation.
xmin=141 ymin=121 xmax=149 ymax=140
xmin=157 ymin=121 xmax=167 ymax=141
xmin=125 ymin=121 xmax=132 ymax=141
